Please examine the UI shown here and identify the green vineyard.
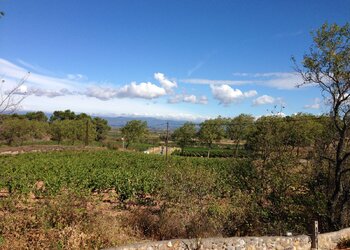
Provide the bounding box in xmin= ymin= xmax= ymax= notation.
xmin=0 ymin=150 xmax=238 ymax=200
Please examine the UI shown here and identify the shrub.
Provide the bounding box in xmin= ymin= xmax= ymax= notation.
xmin=337 ymin=237 xmax=350 ymax=249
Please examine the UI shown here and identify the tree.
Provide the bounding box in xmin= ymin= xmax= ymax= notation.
xmin=295 ymin=22 xmax=350 ymax=229
xmin=226 ymin=114 xmax=255 ymax=156
xmin=120 ymin=120 xmax=148 ymax=149
xmin=284 ymin=113 xmax=325 ymax=156
xmin=49 ymin=119 xmax=96 ymax=145
xmin=172 ymin=122 xmax=196 ymax=154
xmin=93 ymin=117 xmax=111 ymax=141
xmin=0 ymin=118 xmax=47 ymax=145
xmin=49 ymin=110 xmax=77 ymax=122
xmin=198 ymin=118 xmax=224 ymax=158
xmin=247 ymin=115 xmax=288 ymax=161
xmin=0 ymin=118 xmax=31 ymax=145
xmin=50 ymin=120 xmax=68 ymax=144
xmin=25 ymin=111 xmax=48 ymax=122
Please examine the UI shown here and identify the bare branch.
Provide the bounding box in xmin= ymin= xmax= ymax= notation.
xmin=0 ymin=72 xmax=30 ymax=115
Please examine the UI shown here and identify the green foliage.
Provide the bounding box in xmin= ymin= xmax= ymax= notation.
xmin=49 ymin=120 xmax=96 ymax=144
xmin=198 ymin=118 xmax=224 ymax=157
xmin=172 ymin=122 xmax=196 ymax=153
xmin=0 ymin=149 xmax=324 ymax=236
xmin=225 ymin=114 xmax=255 ymax=141
xmin=49 ymin=110 xmax=77 ymax=122
xmin=121 ymin=120 xmax=148 ymax=148
xmin=93 ymin=117 xmax=111 ymax=141
xmin=25 ymin=111 xmax=48 ymax=122
xmin=295 ymin=22 xmax=350 ymax=229
xmin=226 ymin=114 xmax=255 ymax=156
xmin=0 ymin=118 xmax=48 ymax=146
xmin=172 ymin=147 xmax=239 ymax=158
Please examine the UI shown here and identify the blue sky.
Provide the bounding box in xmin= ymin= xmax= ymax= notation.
xmin=1 ymin=0 xmax=349 ymax=120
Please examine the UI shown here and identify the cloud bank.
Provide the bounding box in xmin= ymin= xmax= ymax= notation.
xmin=210 ymin=84 xmax=257 ymax=105
xmin=168 ymin=94 xmax=208 ymax=105
xmin=252 ymin=95 xmax=284 ymax=106
xmin=304 ymin=98 xmax=321 ymax=109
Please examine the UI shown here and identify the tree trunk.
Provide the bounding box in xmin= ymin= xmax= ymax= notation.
xmin=235 ymin=140 xmax=240 ymax=157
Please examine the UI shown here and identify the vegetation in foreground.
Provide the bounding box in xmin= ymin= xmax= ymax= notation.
xmin=0 ymin=149 xmax=328 ymax=249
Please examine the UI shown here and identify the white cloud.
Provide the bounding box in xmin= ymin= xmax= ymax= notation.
xmin=0 ymin=59 xmax=170 ymax=100
xmin=10 ymin=86 xmax=75 ymax=98
xmin=86 ymin=82 xmax=167 ymax=100
xmin=244 ymin=90 xmax=258 ymax=98
xmin=252 ymin=95 xmax=276 ymax=106
xmin=0 ymin=58 xmax=213 ymax=120
xmin=262 ymin=72 xmax=301 ymax=89
xmin=85 ymin=86 xmax=117 ymax=100
xmin=66 ymin=74 xmax=87 ymax=81
xmin=117 ymin=82 xmax=166 ymax=99
xmin=210 ymin=84 xmax=257 ymax=105
xmin=168 ymin=94 xmax=208 ymax=105
xmin=232 ymin=72 xmax=249 ymax=77
xmin=0 ymin=58 xmax=82 ymax=91
xmin=181 ymin=72 xmax=304 ymax=90
xmin=154 ymin=72 xmax=177 ymax=93
xmin=32 ymin=88 xmax=73 ymax=98
xmin=304 ymin=98 xmax=321 ymax=109
xmin=17 ymin=85 xmax=28 ymax=94
xmin=231 ymin=72 xmax=304 ymax=90
xmin=8 ymin=84 xmax=28 ymax=95
xmin=181 ymin=78 xmax=250 ymax=85
xmin=264 ymin=112 xmax=286 ymax=117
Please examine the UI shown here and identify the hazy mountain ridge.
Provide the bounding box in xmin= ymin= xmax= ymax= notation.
xmin=14 ymin=111 xmax=188 ymax=130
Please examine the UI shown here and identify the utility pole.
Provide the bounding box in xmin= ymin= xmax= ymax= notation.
xmin=165 ymin=121 xmax=169 ymax=160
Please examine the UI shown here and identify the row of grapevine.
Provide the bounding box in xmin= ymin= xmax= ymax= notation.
xmin=0 ymin=150 xmax=241 ymax=201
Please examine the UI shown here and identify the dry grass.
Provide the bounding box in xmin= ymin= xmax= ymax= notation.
xmin=0 ymin=190 xmax=142 ymax=250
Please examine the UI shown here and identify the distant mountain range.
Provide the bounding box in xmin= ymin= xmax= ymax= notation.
xmin=15 ymin=111 xmax=190 ymax=130
xmin=102 ymin=116 xmax=188 ymax=130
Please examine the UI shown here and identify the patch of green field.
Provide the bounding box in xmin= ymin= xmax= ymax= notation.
xmin=0 ymin=150 xmax=239 ymax=200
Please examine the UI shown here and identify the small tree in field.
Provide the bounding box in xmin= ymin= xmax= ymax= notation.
xmin=172 ymin=122 xmax=196 ymax=154
xmin=294 ymin=22 xmax=350 ymax=229
xmin=226 ymin=114 xmax=255 ymax=156
xmin=121 ymin=120 xmax=148 ymax=149
xmin=198 ymin=118 xmax=224 ymax=158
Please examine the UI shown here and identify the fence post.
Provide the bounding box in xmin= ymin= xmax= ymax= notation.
xmin=311 ymin=220 xmax=319 ymax=249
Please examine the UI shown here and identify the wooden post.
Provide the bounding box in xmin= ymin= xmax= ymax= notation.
xmin=311 ymin=220 xmax=319 ymax=249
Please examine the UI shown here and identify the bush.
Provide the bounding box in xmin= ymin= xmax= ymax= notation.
xmin=337 ymin=238 xmax=350 ymax=249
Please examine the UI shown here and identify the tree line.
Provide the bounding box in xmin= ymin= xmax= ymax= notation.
xmin=0 ymin=110 xmax=111 ymax=146
xmin=121 ymin=113 xmax=329 ymax=158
